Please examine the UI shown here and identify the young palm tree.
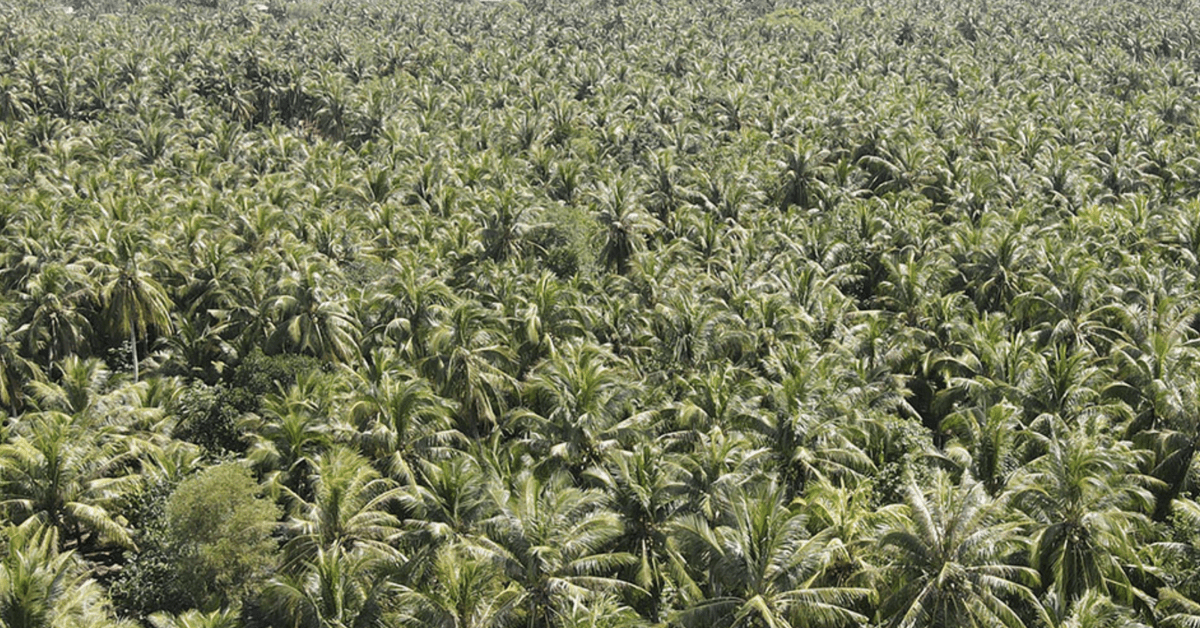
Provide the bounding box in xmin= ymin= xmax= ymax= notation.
xmin=0 ymin=412 xmax=136 ymax=550
xmin=1014 ymin=420 xmax=1157 ymax=613
xmin=1104 ymin=293 xmax=1200 ymax=436
xmin=24 ymin=356 xmax=112 ymax=420
xmin=1053 ymin=590 xmax=1148 ymax=628
xmin=876 ymin=472 xmax=1047 ymax=628
xmin=1157 ymin=588 xmax=1200 ymax=628
xmin=395 ymin=543 xmax=521 ymax=628
xmin=800 ymin=477 xmax=906 ymax=590
xmin=400 ymin=455 xmax=494 ymax=550
xmin=281 ymin=446 xmax=405 ymax=570
xmin=773 ymin=137 xmax=831 ymax=211
xmin=366 ymin=258 xmax=452 ymax=360
xmin=670 ymin=480 xmax=871 ymax=628
xmin=475 ymin=470 xmax=636 ymax=628
xmin=742 ymin=399 xmax=875 ymax=498
xmin=263 ymin=543 xmax=402 ymax=628
xmin=553 ymin=595 xmax=647 ymax=628
xmin=0 ymin=523 xmax=134 ymax=628
xmin=939 ymin=401 xmax=1026 ymax=496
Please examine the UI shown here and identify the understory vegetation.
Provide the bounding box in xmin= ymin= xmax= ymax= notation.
xmin=4 ymin=0 xmax=1200 ymax=625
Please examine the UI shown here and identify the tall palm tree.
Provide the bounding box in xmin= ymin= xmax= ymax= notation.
xmin=99 ymin=241 xmax=173 ymax=382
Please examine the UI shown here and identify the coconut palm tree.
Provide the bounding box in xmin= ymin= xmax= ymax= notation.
xmin=341 ymin=350 xmax=459 ymax=483
xmin=263 ymin=543 xmax=402 ymax=628
xmin=0 ymin=523 xmax=134 ymax=628
xmin=421 ymin=301 xmax=516 ymax=439
xmin=367 ymin=257 xmax=453 ymax=359
xmin=593 ymin=175 xmax=660 ymax=275
xmin=0 ymin=412 xmax=136 ymax=550
xmin=0 ymin=316 xmax=41 ymax=413
xmin=1013 ymin=419 xmax=1157 ymax=613
xmin=670 ymin=480 xmax=872 ymax=628
xmin=876 ymin=472 xmax=1047 ymax=628
xmin=281 ymin=446 xmax=405 ymax=570
xmin=147 ymin=609 xmax=240 ymax=628
xmin=586 ymin=444 xmax=686 ymax=622
xmin=475 ymin=470 xmax=636 ymax=628
xmin=13 ymin=262 xmax=95 ymax=365
xmin=267 ymin=261 xmax=360 ymax=364
xmin=518 ymin=340 xmax=633 ymax=473
xmin=99 ymin=241 xmax=173 ymax=382
xmin=395 ymin=543 xmax=521 ymax=628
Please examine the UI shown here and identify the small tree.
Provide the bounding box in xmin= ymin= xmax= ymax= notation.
xmin=165 ymin=464 xmax=281 ymax=611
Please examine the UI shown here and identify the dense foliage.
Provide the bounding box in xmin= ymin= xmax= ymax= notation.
xmin=3 ymin=0 xmax=1200 ymax=625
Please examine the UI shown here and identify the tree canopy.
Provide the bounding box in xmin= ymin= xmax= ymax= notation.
xmin=4 ymin=0 xmax=1200 ymax=625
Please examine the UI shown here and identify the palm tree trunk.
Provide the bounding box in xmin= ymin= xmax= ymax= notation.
xmin=131 ymin=325 xmax=139 ymax=382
